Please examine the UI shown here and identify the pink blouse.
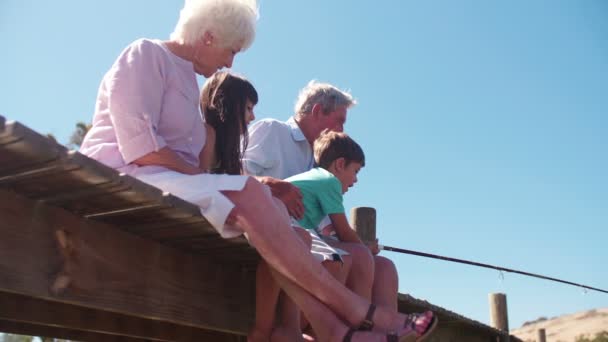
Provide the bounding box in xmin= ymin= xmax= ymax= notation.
xmin=80 ymin=39 xmax=205 ymax=176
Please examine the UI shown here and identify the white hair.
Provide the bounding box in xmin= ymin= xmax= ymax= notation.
xmin=171 ymin=0 xmax=259 ymax=50
xmin=294 ymin=80 xmax=357 ymax=118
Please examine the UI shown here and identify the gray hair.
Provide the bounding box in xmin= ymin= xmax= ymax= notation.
xmin=171 ymin=0 xmax=259 ymax=50
xmin=294 ymin=80 xmax=357 ymax=118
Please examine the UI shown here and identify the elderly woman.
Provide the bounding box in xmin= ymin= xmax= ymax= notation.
xmin=80 ymin=1 xmax=436 ymax=341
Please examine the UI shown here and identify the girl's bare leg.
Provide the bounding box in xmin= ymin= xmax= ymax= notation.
xmin=249 ymin=261 xmax=280 ymax=342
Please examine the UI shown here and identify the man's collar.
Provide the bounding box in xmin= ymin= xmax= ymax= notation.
xmin=286 ymin=116 xmax=307 ymax=142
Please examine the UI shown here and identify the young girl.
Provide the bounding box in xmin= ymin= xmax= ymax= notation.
xmin=199 ymin=71 xmax=257 ymax=174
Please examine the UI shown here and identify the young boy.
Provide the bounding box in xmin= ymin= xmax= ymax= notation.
xmin=287 ymin=129 xmax=366 ymax=252
xmin=249 ymin=130 xmax=371 ymax=342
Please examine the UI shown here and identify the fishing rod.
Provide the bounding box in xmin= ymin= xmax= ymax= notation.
xmin=378 ymin=244 xmax=608 ymax=295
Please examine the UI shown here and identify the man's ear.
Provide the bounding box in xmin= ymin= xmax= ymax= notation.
xmin=311 ymin=103 xmax=323 ymax=118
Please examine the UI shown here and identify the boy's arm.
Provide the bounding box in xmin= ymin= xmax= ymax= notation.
xmin=329 ymin=213 xmax=363 ymax=244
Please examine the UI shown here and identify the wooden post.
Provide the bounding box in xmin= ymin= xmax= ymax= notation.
xmin=350 ymin=207 xmax=376 ymax=243
xmin=489 ymin=293 xmax=510 ymax=342
xmin=537 ymin=328 xmax=546 ymax=342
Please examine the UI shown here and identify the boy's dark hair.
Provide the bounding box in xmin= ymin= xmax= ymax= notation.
xmin=313 ymin=129 xmax=365 ymax=169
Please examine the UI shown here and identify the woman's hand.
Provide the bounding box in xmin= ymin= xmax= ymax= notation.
xmin=258 ymin=177 xmax=304 ymax=219
xmin=134 ymin=147 xmax=203 ymax=175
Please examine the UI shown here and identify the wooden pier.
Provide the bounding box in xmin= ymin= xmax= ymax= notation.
xmin=0 ymin=115 xmax=521 ymax=341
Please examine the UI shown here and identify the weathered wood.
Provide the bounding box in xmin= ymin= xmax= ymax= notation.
xmin=489 ymin=293 xmax=510 ymax=341
xmin=350 ymin=207 xmax=376 ymax=242
xmin=0 ymin=292 xmax=244 ymax=341
xmin=0 ymin=320 xmax=150 ymax=342
xmin=0 ymin=189 xmax=255 ymax=337
xmin=398 ymin=293 xmax=515 ymax=342
xmin=0 ymin=120 xmax=258 ymax=262
xmin=537 ymin=328 xmax=546 ymax=342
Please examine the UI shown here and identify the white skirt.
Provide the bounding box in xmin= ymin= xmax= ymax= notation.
xmin=135 ymin=170 xmax=248 ymax=239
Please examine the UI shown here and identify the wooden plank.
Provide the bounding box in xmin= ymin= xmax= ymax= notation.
xmin=397 ymin=293 xmax=508 ymax=341
xmin=0 ymin=320 xmax=154 ymax=342
xmin=0 ymin=189 xmax=255 ymax=336
xmin=0 ymin=120 xmax=257 ymax=259
xmin=0 ymin=121 xmax=199 ymax=219
xmin=0 ymin=121 xmax=65 ymax=171
xmin=0 ymin=292 xmax=244 ymax=341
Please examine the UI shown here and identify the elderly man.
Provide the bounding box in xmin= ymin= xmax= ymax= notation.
xmin=244 ymin=80 xmax=399 ymax=310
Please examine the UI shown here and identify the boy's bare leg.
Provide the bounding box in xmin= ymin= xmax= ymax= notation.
xmin=223 ymin=178 xmax=417 ymax=332
xmin=372 ymin=256 xmax=399 ymax=310
xmin=326 ymin=240 xmax=375 ymax=300
xmin=323 ymin=256 xmax=351 ymax=285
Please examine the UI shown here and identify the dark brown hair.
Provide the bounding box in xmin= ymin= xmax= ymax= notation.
xmin=313 ymin=129 xmax=365 ymax=169
xmin=200 ymin=71 xmax=258 ymax=175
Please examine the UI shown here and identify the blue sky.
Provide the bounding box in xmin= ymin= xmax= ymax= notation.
xmin=1 ymin=0 xmax=607 ymax=330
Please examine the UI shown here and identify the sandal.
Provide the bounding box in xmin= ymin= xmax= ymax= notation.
xmin=345 ymin=304 xmax=417 ymax=342
xmin=403 ymin=312 xmax=438 ymax=342
xmin=356 ymin=303 xmax=377 ymax=331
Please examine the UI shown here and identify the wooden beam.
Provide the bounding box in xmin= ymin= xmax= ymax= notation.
xmin=0 ymin=292 xmax=243 ymax=341
xmin=350 ymin=207 xmax=376 ymax=243
xmin=0 ymin=319 xmax=154 ymax=342
xmin=0 ymin=189 xmax=255 ymax=338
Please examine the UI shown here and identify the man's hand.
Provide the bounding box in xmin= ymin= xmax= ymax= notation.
xmin=259 ymin=177 xmax=304 ymax=219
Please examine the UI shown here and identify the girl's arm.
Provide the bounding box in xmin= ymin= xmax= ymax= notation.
xmin=329 ymin=213 xmax=363 ymax=244
xmin=199 ymin=123 xmax=216 ymax=172
xmin=134 ymin=147 xmax=202 ymax=175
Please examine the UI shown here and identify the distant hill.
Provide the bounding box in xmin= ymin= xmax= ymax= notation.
xmin=511 ymin=308 xmax=608 ymax=342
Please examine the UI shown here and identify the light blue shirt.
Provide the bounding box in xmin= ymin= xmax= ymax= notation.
xmin=243 ymin=117 xmax=314 ymax=179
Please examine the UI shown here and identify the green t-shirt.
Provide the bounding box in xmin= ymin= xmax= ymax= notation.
xmin=285 ymin=167 xmax=345 ymax=230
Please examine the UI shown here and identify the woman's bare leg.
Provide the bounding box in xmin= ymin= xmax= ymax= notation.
xmin=270 ymin=268 xmax=420 ymax=342
xmin=223 ymin=178 xmax=416 ymax=332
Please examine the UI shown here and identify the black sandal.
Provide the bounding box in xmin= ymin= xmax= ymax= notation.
xmin=344 ymin=304 xmax=416 ymax=342
xmin=357 ymin=303 xmax=377 ymax=331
